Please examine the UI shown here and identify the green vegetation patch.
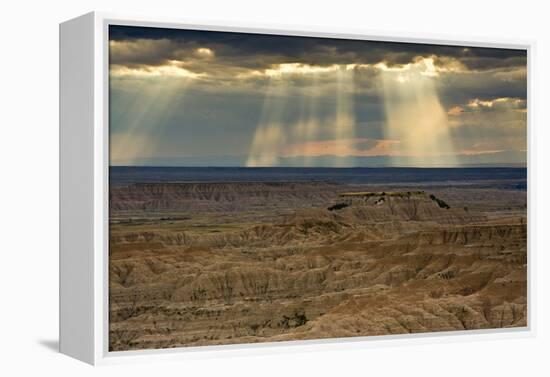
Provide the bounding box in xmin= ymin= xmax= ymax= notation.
xmin=429 ymin=194 xmax=451 ymax=209
xmin=339 ymin=191 xmax=426 ymax=198
xmin=327 ymin=202 xmax=350 ymax=211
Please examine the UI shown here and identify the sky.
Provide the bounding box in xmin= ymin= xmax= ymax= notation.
xmin=109 ymin=25 xmax=527 ymax=167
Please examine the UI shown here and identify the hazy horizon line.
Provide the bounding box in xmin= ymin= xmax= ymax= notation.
xmin=110 ymin=164 xmax=527 ymax=169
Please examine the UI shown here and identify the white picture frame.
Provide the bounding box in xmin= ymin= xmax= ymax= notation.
xmin=59 ymin=11 xmax=536 ymax=365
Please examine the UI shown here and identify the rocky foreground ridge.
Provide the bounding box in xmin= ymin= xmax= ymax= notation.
xmin=109 ymin=182 xmax=527 ymax=351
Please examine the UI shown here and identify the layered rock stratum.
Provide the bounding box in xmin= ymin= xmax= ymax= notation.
xmin=109 ymin=181 xmax=527 ymax=351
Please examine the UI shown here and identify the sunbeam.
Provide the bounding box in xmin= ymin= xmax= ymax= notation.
xmin=333 ymin=66 xmax=356 ymax=166
xmin=246 ymin=77 xmax=290 ymax=167
xmin=103 ymin=26 xmax=529 ymax=353
xmin=110 ymin=77 xmax=193 ymax=165
xmin=295 ymin=73 xmax=322 ymax=167
xmin=247 ymin=64 xmax=359 ymax=167
xmin=379 ymin=59 xmax=458 ymax=167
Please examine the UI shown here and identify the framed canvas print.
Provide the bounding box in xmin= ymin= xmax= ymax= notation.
xmin=59 ymin=12 xmax=533 ymax=365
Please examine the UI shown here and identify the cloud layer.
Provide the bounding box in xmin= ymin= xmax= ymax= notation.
xmin=109 ymin=25 xmax=527 ymax=167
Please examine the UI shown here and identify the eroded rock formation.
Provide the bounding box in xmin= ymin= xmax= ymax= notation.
xmin=109 ymin=182 xmax=527 ymax=351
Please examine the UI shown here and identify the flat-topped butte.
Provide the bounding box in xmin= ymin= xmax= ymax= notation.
xmin=335 ymin=190 xmax=452 ymax=210
xmin=339 ymin=191 xmax=426 ymax=198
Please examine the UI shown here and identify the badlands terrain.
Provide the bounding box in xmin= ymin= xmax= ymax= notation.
xmin=109 ymin=176 xmax=527 ymax=351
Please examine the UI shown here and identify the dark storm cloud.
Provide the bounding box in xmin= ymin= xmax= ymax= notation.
xmin=437 ymin=69 xmax=528 ymax=108
xmin=109 ymin=25 xmax=526 ymax=71
xmin=108 ymin=25 xmax=527 ymax=167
